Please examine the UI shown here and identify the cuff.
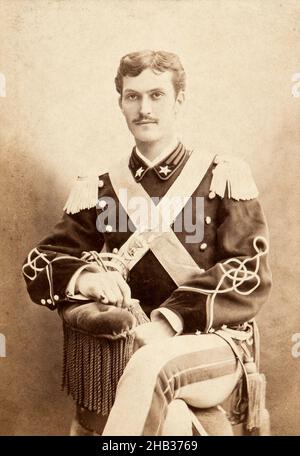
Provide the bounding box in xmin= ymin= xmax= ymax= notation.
xmin=150 ymin=308 xmax=184 ymax=335
xmin=160 ymin=290 xmax=208 ymax=333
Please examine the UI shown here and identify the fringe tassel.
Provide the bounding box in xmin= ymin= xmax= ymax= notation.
xmin=63 ymin=175 xmax=99 ymax=215
xmin=210 ymin=155 xmax=259 ymax=201
xmin=244 ymin=361 xmax=267 ymax=430
xmin=215 ymin=324 xmax=268 ymax=432
xmin=128 ymin=299 xmax=150 ymax=325
xmin=62 ymin=323 xmax=135 ymax=415
xmin=61 ymin=302 xmax=149 ymax=415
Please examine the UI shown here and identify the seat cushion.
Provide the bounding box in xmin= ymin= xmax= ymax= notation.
xmin=60 ymin=301 xmax=136 ymax=337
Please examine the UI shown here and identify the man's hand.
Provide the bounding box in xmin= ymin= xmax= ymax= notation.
xmin=133 ymin=319 xmax=176 ymax=352
xmin=76 ymin=270 xmax=131 ymax=308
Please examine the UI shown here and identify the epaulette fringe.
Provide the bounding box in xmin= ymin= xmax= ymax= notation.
xmin=210 ymin=155 xmax=259 ymax=201
xmin=63 ymin=175 xmax=99 ymax=214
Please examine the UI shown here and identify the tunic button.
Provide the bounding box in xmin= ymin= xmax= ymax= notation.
xmin=208 ymin=191 xmax=216 ymax=199
xmin=105 ymin=224 xmax=113 ymax=233
xmin=200 ymin=243 xmax=207 ymax=251
xmin=54 ymin=295 xmax=59 ymax=301
xmin=205 ymin=216 xmax=212 ymax=225
xmin=112 ymin=248 xmax=118 ymax=254
xmin=98 ymin=200 xmax=107 ymax=209
xmin=41 ymin=299 xmax=46 ymax=305
xmin=98 ymin=179 xmax=104 ymax=188
xmin=46 ymin=299 xmax=52 ymax=304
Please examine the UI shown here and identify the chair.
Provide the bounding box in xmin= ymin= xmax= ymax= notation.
xmin=60 ymin=302 xmax=270 ymax=436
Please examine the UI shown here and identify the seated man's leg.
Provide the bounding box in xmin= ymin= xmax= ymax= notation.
xmin=102 ymin=334 xmax=242 ymax=436
xmin=162 ymin=399 xmax=193 ymax=436
xmin=161 ymin=401 xmax=234 ymax=436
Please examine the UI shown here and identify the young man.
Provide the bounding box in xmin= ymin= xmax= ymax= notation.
xmin=22 ymin=50 xmax=272 ymax=435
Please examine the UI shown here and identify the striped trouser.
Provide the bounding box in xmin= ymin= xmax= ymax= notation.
xmin=102 ymin=333 xmax=242 ymax=436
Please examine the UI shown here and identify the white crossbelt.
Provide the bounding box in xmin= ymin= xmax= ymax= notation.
xmin=108 ymin=150 xmax=215 ymax=286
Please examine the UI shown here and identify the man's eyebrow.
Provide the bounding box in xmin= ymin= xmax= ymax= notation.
xmin=148 ymin=88 xmax=165 ymax=93
xmin=123 ymin=88 xmax=166 ymax=94
xmin=123 ymin=89 xmax=139 ymax=94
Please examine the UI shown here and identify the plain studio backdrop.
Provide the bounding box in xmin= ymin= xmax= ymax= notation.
xmin=0 ymin=0 xmax=300 ymax=435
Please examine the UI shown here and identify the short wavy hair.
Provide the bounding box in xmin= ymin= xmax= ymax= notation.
xmin=115 ymin=50 xmax=186 ymax=97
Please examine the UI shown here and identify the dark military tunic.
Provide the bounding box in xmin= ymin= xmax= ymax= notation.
xmin=22 ymin=143 xmax=272 ymax=334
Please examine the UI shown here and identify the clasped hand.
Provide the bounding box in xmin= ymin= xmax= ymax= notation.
xmin=76 ymin=270 xmax=132 ymax=308
xmin=76 ymin=271 xmax=176 ymax=349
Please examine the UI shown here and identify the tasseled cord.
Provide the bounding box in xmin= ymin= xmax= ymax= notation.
xmin=243 ymin=360 xmax=267 ymax=430
xmin=243 ymin=321 xmax=268 ymax=431
xmin=127 ymin=298 xmax=150 ymax=325
xmin=216 ymin=323 xmax=269 ymax=433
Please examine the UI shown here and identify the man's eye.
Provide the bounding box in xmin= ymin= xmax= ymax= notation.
xmin=126 ymin=94 xmax=138 ymax=101
xmin=151 ymin=92 xmax=163 ymax=100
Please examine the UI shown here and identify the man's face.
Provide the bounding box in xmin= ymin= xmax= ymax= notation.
xmin=119 ymin=68 xmax=184 ymax=144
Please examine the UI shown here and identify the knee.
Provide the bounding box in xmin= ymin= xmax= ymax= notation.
xmin=126 ymin=343 xmax=163 ymax=372
xmin=121 ymin=342 xmax=172 ymax=385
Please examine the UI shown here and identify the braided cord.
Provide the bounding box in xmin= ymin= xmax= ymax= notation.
xmin=178 ymin=236 xmax=269 ymax=332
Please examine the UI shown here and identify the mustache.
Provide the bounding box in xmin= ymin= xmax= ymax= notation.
xmin=133 ymin=116 xmax=158 ymax=124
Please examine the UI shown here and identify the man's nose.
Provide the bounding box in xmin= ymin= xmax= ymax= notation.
xmin=139 ymin=95 xmax=152 ymax=116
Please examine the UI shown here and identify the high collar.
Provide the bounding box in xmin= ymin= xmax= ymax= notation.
xmin=135 ymin=137 xmax=180 ymax=168
xmin=129 ymin=142 xmax=188 ymax=182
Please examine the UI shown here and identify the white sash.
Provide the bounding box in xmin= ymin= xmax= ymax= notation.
xmin=109 ymin=150 xmax=214 ymax=286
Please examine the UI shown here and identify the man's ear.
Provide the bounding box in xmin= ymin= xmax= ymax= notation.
xmin=174 ymin=90 xmax=185 ymax=113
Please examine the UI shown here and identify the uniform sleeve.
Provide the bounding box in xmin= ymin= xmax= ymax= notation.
xmin=160 ymin=196 xmax=272 ymax=333
xmin=22 ymin=207 xmax=103 ymax=310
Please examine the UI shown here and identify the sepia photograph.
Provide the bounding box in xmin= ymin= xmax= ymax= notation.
xmin=0 ymin=0 xmax=300 ymax=439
